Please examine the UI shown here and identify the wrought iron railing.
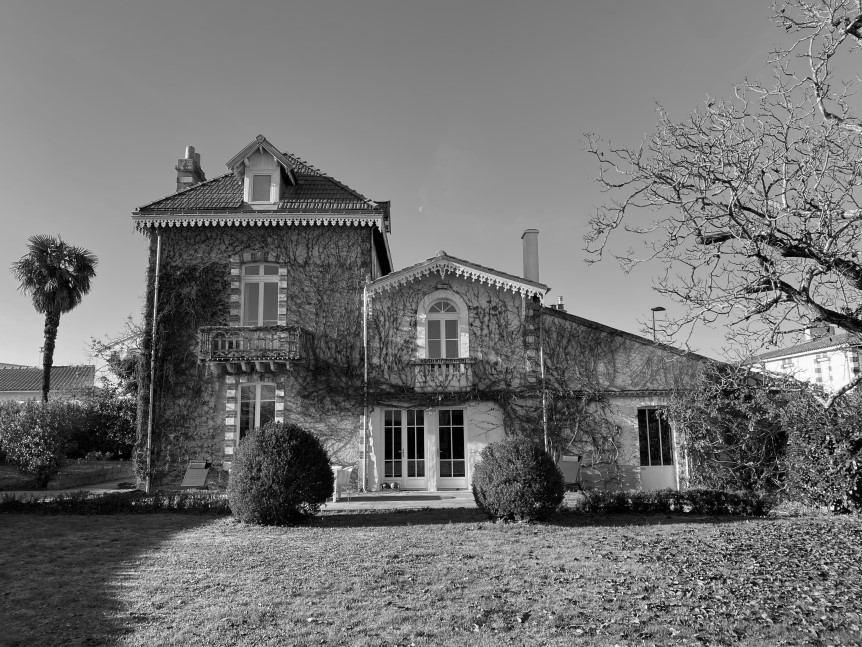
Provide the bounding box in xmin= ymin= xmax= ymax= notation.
xmin=198 ymin=326 xmax=306 ymax=362
xmin=413 ymin=358 xmax=476 ymax=392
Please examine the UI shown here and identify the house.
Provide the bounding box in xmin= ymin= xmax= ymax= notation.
xmin=757 ymin=325 xmax=862 ymax=392
xmin=0 ymin=365 xmax=96 ymax=402
xmin=132 ymin=135 xmax=707 ymax=491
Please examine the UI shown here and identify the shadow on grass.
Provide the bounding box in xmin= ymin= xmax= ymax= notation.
xmin=0 ymin=513 xmax=220 ymax=647
xmin=316 ymin=506 xmax=761 ymax=529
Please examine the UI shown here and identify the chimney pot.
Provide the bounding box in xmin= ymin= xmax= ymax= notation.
xmin=185 ymin=145 xmax=195 ymax=159
xmin=521 ymin=229 xmax=540 ymax=283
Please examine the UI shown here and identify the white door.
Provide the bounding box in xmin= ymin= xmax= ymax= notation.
xmin=437 ymin=409 xmax=467 ymax=489
xmin=383 ymin=410 xmax=427 ymax=489
xmin=638 ymin=407 xmax=678 ymax=490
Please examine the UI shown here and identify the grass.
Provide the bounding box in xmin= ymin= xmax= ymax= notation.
xmin=1 ymin=509 xmax=860 ymax=646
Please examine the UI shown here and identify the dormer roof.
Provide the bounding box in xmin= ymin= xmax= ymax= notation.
xmin=226 ymin=134 xmax=298 ymax=186
xmin=367 ymin=250 xmax=550 ymax=300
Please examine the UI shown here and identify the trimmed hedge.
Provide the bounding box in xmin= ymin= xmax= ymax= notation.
xmin=227 ymin=422 xmax=333 ymax=525
xmin=0 ymin=490 xmax=231 ymax=515
xmin=571 ymin=488 xmax=774 ymax=516
xmin=472 ymin=439 xmax=565 ymax=522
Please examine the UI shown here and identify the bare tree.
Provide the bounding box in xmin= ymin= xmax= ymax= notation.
xmin=585 ymin=0 xmax=862 ymax=407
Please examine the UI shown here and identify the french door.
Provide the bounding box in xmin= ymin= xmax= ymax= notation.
xmin=438 ymin=409 xmax=467 ymax=488
xmin=383 ymin=410 xmax=426 ymax=489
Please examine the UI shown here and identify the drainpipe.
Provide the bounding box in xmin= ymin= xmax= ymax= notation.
xmin=145 ymin=231 xmax=162 ymax=495
xmin=539 ymin=299 xmax=549 ymax=453
xmin=362 ymin=280 xmax=369 ymax=492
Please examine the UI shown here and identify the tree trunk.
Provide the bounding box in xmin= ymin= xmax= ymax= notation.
xmin=42 ymin=309 xmax=61 ymax=403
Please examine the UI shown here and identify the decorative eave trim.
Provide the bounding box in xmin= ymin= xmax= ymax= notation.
xmin=367 ymin=258 xmax=549 ymax=300
xmin=132 ymin=213 xmax=384 ymax=231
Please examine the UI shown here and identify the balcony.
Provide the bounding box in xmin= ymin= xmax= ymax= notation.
xmin=413 ymin=358 xmax=476 ymax=392
xmin=198 ymin=326 xmax=308 ymax=375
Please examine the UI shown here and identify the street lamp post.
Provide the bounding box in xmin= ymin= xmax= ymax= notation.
xmin=650 ymin=306 xmax=666 ymax=342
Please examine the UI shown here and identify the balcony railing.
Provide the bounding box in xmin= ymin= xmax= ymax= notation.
xmin=413 ymin=358 xmax=476 ymax=392
xmin=199 ymin=326 xmax=307 ymax=373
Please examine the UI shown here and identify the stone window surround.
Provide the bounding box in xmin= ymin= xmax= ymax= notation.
xmin=223 ymin=373 xmax=286 ymax=467
xmin=224 ymin=252 xmax=288 ymax=468
xmin=229 ymin=253 xmax=288 ymax=327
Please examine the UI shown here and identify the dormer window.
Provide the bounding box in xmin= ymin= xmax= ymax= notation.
xmin=252 ymin=174 xmax=273 ymax=203
xmin=226 ymin=135 xmax=298 ymax=208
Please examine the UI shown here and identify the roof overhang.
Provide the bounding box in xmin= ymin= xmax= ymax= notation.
xmin=131 ymin=212 xmax=386 ymax=231
xmin=367 ymin=253 xmax=549 ymax=300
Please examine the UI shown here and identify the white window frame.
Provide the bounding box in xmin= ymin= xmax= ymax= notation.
xmin=416 ymin=290 xmax=469 ymax=360
xmin=240 ymin=263 xmax=280 ymax=326
xmin=426 ymin=300 xmax=461 ymax=359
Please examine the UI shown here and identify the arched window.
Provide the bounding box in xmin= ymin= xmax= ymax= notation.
xmin=241 ymin=263 xmax=279 ymax=326
xmin=427 ymin=300 xmax=460 ymax=358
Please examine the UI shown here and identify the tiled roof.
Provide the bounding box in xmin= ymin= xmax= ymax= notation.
xmin=0 ymin=365 xmax=95 ymax=393
xmin=136 ymin=151 xmax=381 ymax=214
xmin=758 ymin=332 xmax=862 ymax=360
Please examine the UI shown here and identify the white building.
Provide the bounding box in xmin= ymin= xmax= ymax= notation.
xmin=758 ymin=326 xmax=862 ymax=391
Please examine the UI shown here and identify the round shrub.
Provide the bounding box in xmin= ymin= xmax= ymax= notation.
xmin=472 ymin=438 xmax=565 ymax=522
xmin=227 ymin=422 xmax=333 ymax=525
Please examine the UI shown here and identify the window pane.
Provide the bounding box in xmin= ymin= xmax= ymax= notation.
xmin=243 ymin=284 xmax=259 ymax=326
xmin=451 ymin=426 xmax=465 ymax=460
xmin=260 ymin=384 xmax=276 ymax=401
xmin=440 ymin=462 xmax=452 ymax=478
xmin=240 ymin=401 xmax=254 ymax=439
xmin=637 ymin=409 xmax=650 ymax=466
xmin=440 ymin=429 xmax=451 ymax=460
xmin=439 ymin=409 xmax=450 ymax=426
xmin=263 ymin=264 xmax=278 ymax=276
xmin=451 ymin=410 xmax=464 ymax=426
xmin=259 ymin=400 xmax=275 ymax=429
xmin=428 ymin=320 xmax=441 ymax=358
xmin=244 ymin=265 xmax=260 ymax=276
xmin=445 ymin=339 xmax=458 ymax=358
xmin=659 ymin=413 xmax=673 ymax=465
xmin=647 ymin=409 xmax=662 ymax=466
xmin=262 ymin=282 xmax=278 ymax=325
xmin=445 ymin=319 xmax=458 ymax=339
xmin=240 ymin=385 xmax=256 ymax=401
xmin=252 ymin=174 xmax=271 ymax=202
xmin=452 ymin=460 xmax=466 ymax=477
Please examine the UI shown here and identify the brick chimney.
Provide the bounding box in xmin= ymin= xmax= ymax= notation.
xmin=175 ymin=145 xmax=205 ymax=192
xmin=522 ymin=229 xmax=540 ymax=283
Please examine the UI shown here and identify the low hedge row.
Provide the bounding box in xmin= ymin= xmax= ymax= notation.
xmin=0 ymin=490 xmax=231 ymax=515
xmin=570 ymin=488 xmax=774 ymax=516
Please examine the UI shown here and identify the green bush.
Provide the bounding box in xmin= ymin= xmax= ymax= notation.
xmin=63 ymin=388 xmax=136 ymax=460
xmin=227 ymin=422 xmax=333 ymax=525
xmin=472 ymin=439 xmax=565 ymax=522
xmin=572 ymin=488 xmax=773 ymax=516
xmin=0 ymin=401 xmax=69 ymax=486
xmin=0 ymin=490 xmax=231 ymax=515
xmin=784 ymin=392 xmax=862 ymax=513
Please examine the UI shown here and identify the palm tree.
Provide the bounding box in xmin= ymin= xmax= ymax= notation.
xmin=11 ymin=235 xmax=98 ymax=402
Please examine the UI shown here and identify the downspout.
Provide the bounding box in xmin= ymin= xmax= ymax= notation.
xmin=362 ymin=281 xmax=369 ymax=492
xmin=539 ymin=299 xmax=549 ymax=453
xmin=145 ymin=231 xmax=162 ymax=495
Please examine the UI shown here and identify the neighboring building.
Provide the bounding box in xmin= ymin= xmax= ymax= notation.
xmin=0 ymin=365 xmax=96 ymax=402
xmin=758 ymin=325 xmax=862 ymax=392
xmin=133 ymin=135 xmax=707 ymax=491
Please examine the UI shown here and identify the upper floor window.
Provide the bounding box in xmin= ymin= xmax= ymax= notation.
xmin=242 ymin=264 xmax=279 ymax=326
xmin=427 ymin=300 xmax=459 ymax=358
xmin=243 ymin=150 xmax=279 ymax=205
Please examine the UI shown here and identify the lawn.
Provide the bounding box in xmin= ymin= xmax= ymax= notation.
xmin=1 ymin=509 xmax=860 ymax=646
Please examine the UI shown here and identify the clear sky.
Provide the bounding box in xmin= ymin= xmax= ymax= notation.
xmin=0 ymin=0 xmax=775 ymax=367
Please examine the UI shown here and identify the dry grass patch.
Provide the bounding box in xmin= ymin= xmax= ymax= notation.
xmin=1 ymin=509 xmax=860 ymax=646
